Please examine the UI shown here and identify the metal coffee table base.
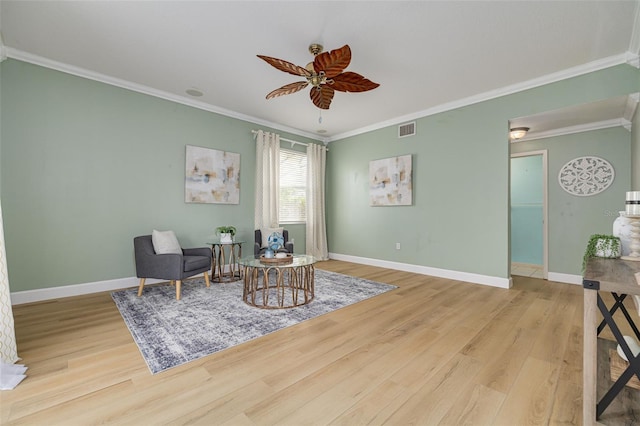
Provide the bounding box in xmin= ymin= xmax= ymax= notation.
xmin=242 ymin=264 xmax=315 ymax=309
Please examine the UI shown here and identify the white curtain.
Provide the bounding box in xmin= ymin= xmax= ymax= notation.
xmin=306 ymin=143 xmax=329 ymax=260
xmin=0 ymin=200 xmax=29 ymax=390
xmin=0 ymin=200 xmax=18 ymax=365
xmin=254 ymin=130 xmax=280 ymax=230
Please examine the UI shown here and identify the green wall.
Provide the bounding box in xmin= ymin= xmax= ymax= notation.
xmin=327 ymin=64 xmax=640 ymax=279
xmin=0 ymin=59 xmax=314 ymax=291
xmin=2 ymin=58 xmax=639 ymax=292
xmin=511 ymin=128 xmax=631 ymax=275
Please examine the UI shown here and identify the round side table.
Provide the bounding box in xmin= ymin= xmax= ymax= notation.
xmin=208 ymin=240 xmax=243 ymax=282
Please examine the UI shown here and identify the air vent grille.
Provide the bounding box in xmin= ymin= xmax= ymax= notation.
xmin=398 ymin=122 xmax=416 ymax=138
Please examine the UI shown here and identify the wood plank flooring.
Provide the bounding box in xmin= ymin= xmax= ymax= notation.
xmin=1 ymin=260 xmax=637 ymax=425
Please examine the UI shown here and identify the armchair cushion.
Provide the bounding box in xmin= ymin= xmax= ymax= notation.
xmin=151 ymin=229 xmax=182 ymax=254
xmin=183 ymin=255 xmax=210 ymax=272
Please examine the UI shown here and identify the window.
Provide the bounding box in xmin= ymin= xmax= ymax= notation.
xmin=279 ymin=148 xmax=307 ymax=223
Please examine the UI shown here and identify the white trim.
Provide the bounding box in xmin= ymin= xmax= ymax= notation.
xmin=0 ymin=31 xmax=6 ymax=63
xmin=12 ymin=259 xmax=575 ymax=304
xmin=624 ymin=92 xmax=640 ymax=122
xmin=547 ymin=272 xmax=583 ymax=285
xmin=511 ymin=150 xmax=549 ymax=280
xmin=328 ymin=253 xmax=512 ymax=289
xmin=5 ymin=47 xmax=631 ymax=146
xmin=512 ymin=118 xmax=632 ymax=143
xmin=328 ymin=53 xmax=630 ymax=142
xmin=628 ymin=2 xmax=640 ymax=57
xmin=5 ymin=48 xmax=328 ymax=144
xmin=10 ymin=276 xmax=150 ymax=305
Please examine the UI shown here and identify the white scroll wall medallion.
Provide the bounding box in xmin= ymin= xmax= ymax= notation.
xmin=558 ymin=156 xmax=615 ymax=196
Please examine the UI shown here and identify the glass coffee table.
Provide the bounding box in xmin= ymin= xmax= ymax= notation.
xmin=238 ymin=255 xmax=316 ymax=309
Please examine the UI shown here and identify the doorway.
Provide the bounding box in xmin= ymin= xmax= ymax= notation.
xmin=510 ymin=151 xmax=548 ymax=279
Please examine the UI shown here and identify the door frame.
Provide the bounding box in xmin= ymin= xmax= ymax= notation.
xmin=510 ymin=150 xmax=548 ymax=280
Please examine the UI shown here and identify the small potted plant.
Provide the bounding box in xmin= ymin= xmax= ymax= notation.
xmin=582 ymin=234 xmax=621 ymax=271
xmin=216 ymin=226 xmax=237 ymax=243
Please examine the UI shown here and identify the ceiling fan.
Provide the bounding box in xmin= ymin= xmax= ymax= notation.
xmin=257 ymin=44 xmax=380 ymax=110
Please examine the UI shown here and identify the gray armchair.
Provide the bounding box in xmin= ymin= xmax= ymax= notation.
xmin=254 ymin=229 xmax=294 ymax=256
xmin=134 ymin=235 xmax=212 ymax=300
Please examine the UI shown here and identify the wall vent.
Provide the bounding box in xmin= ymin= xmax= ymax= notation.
xmin=398 ymin=121 xmax=416 ymax=138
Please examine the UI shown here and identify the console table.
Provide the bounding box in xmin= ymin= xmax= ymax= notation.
xmin=583 ymin=258 xmax=640 ymax=424
xmin=208 ymin=240 xmax=243 ymax=283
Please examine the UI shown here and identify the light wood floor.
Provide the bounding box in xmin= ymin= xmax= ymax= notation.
xmin=1 ymin=260 xmax=637 ymax=425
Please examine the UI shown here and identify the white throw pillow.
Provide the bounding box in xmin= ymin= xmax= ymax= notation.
xmin=261 ymin=227 xmax=283 ymax=248
xmin=152 ymin=230 xmax=182 ymax=254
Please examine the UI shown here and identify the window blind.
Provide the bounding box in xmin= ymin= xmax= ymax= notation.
xmin=279 ymin=149 xmax=307 ymax=223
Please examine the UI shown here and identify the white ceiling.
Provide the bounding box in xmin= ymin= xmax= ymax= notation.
xmin=1 ymin=1 xmax=639 ymax=142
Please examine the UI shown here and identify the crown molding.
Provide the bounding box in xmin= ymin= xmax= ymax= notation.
xmin=511 ymin=118 xmax=630 ymax=143
xmin=4 ymin=47 xmax=632 ymax=145
xmin=625 ymin=92 xmax=640 ymax=123
xmin=5 ymin=48 xmax=327 ymax=143
xmin=628 ymin=1 xmax=640 ymax=57
xmin=0 ymin=31 xmax=6 ymax=63
xmin=328 ymin=52 xmax=631 ymax=142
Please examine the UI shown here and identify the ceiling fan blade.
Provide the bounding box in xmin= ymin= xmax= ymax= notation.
xmin=266 ymin=81 xmax=309 ymax=99
xmin=330 ymin=72 xmax=380 ymax=92
xmin=257 ymin=55 xmax=311 ymax=77
xmin=310 ymin=85 xmax=335 ymax=110
xmin=313 ymin=44 xmax=351 ymax=78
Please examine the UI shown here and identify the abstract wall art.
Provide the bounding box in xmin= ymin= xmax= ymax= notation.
xmin=369 ymin=154 xmax=412 ymax=206
xmin=185 ymin=145 xmax=240 ymax=204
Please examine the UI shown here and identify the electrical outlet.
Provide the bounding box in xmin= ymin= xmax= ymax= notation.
xmin=396 ymin=242 xmax=401 ymax=250
xmin=291 ymin=238 xmax=295 ymax=244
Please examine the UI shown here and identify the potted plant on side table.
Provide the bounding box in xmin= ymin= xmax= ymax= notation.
xmin=582 ymin=234 xmax=621 ymax=271
xmin=216 ymin=226 xmax=237 ymax=244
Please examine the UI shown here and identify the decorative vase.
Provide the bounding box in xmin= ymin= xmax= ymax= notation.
xmin=626 ymin=191 xmax=640 ymax=215
xmin=613 ymin=211 xmax=633 ymax=256
xmin=220 ymin=233 xmax=233 ymax=243
xmin=595 ymin=238 xmax=621 ymax=258
xmin=267 ymin=232 xmax=284 ymax=252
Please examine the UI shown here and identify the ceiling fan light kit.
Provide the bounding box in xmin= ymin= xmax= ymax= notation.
xmin=257 ymin=44 xmax=379 ymax=110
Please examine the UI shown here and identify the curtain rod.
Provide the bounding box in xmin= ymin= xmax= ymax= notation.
xmin=251 ymin=130 xmax=308 ymax=147
xmin=251 ymin=130 xmax=328 ymax=150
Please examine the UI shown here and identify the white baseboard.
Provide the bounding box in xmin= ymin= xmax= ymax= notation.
xmin=328 ymin=253 xmax=512 ymax=289
xmin=10 ymin=268 xmax=216 ymax=305
xmin=9 ymin=275 xmax=202 ymax=305
xmin=547 ymin=272 xmax=583 ymax=285
xmin=11 ymin=277 xmax=140 ymax=305
xmin=11 ymin=260 xmax=584 ymax=305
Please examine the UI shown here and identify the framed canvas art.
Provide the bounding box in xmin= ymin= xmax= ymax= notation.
xmin=369 ymin=154 xmax=412 ymax=206
xmin=185 ymin=145 xmax=240 ymax=204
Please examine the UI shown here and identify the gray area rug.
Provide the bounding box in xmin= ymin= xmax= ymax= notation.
xmin=111 ymin=269 xmax=396 ymax=374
